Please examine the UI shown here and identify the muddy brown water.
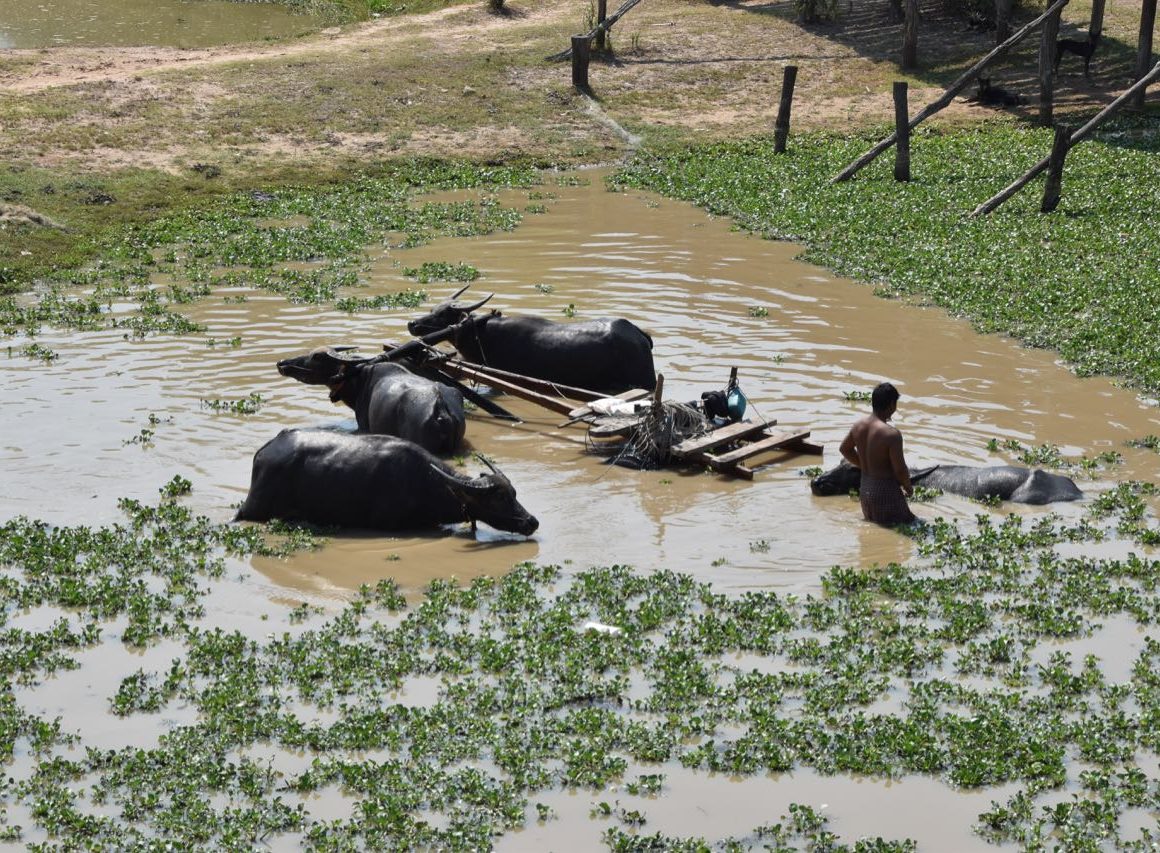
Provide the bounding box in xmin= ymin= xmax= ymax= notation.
xmin=0 ymin=0 xmax=320 ymax=49
xmin=4 ymin=170 xmax=1160 ymax=846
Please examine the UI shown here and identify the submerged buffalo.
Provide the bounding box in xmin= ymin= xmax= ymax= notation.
xmin=810 ymin=460 xmax=1083 ymax=504
xmin=236 ymin=429 xmax=539 ymax=536
xmin=406 ymin=286 xmax=656 ymax=394
xmin=277 ymin=347 xmax=465 ymax=455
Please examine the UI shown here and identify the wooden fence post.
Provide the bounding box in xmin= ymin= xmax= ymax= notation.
xmin=1039 ymin=1 xmax=1062 ymax=126
xmin=995 ymin=0 xmax=1014 ymax=43
xmin=572 ymin=35 xmax=591 ymax=91
xmin=596 ymin=0 xmax=608 ymax=51
xmin=832 ymin=0 xmax=1069 ymax=183
xmin=1133 ymin=0 xmax=1157 ymax=108
xmin=902 ymin=0 xmax=919 ymax=69
xmin=1040 ymin=124 xmax=1070 ymax=212
xmin=971 ymin=61 xmax=1160 ymax=216
xmin=894 ymin=82 xmax=911 ymax=181
xmin=1088 ymin=0 xmax=1106 ymax=41
xmin=774 ymin=66 xmax=798 ymax=154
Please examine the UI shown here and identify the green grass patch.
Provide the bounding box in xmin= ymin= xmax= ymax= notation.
xmin=611 ymin=115 xmax=1160 ymax=397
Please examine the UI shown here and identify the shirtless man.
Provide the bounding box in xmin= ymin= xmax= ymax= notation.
xmin=839 ymin=382 xmax=915 ymax=525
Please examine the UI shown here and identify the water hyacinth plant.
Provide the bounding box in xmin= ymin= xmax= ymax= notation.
xmin=0 ymin=163 xmax=536 ymax=349
xmin=2 ymin=480 xmax=1160 ymax=846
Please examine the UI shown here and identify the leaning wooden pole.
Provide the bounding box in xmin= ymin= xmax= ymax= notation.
xmin=971 ymin=61 xmax=1160 ymax=217
xmin=832 ymin=0 xmax=1069 ymax=183
xmin=546 ymin=0 xmax=645 ymax=60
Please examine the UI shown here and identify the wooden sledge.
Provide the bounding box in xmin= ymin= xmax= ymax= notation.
xmin=670 ymin=420 xmax=822 ymax=481
xmin=384 ymin=343 xmax=822 ymax=479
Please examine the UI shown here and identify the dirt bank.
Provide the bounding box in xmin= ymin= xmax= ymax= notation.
xmin=0 ymin=0 xmax=1144 ymax=173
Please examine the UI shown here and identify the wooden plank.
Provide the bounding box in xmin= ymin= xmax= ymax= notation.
xmin=706 ymin=431 xmax=813 ymax=466
xmin=588 ymin=418 xmax=644 ymax=439
xmin=670 ymin=420 xmax=773 ymax=457
xmin=564 ymin=388 xmax=651 ymax=421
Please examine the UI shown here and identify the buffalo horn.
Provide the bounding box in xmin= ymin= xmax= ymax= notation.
xmin=462 ymin=293 xmax=494 ymax=313
xmin=331 ymin=345 xmax=359 ymax=353
xmin=474 ymin=453 xmax=508 ymax=478
xmin=450 ymin=284 xmax=472 ymax=300
xmin=430 ymin=463 xmax=486 ymax=491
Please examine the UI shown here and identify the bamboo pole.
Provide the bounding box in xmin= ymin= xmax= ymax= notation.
xmin=444 ymin=359 xmax=608 ymax=403
xmin=437 ymin=361 xmax=577 ymax=416
xmin=971 ymin=61 xmax=1160 ymax=217
xmin=832 ymin=0 xmax=1069 ymax=183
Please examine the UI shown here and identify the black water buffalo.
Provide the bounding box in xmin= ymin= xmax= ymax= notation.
xmin=236 ymin=429 xmax=539 ymax=536
xmin=277 ymin=347 xmax=465 ymax=455
xmin=810 ymin=460 xmax=1083 ymax=504
xmin=406 ymin=286 xmax=656 ymax=394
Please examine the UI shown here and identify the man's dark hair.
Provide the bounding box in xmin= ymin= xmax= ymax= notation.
xmin=871 ymin=382 xmax=900 ymax=415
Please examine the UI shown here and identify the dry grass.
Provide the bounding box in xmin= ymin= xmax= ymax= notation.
xmin=0 ymin=0 xmax=1152 ymax=175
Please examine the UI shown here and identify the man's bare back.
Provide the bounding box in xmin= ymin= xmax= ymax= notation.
xmin=840 ymin=414 xmax=912 ymax=493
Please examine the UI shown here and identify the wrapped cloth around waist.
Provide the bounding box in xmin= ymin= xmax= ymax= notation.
xmin=859 ymin=473 xmax=915 ymax=526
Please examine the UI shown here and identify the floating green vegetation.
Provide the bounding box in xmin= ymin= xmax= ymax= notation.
xmin=987 ymin=438 xmax=1126 ymax=476
xmin=0 ymin=162 xmax=535 ymax=350
xmin=401 ymin=261 xmax=480 ymax=284
xmin=201 ymin=392 xmax=264 ymax=415
xmin=4 ymin=480 xmax=1160 ymax=846
xmin=612 ymin=117 xmax=1160 ymax=397
xmin=1128 ymin=435 xmax=1160 ymax=452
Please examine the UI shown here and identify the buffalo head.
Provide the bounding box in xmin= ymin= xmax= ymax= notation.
xmin=431 ymin=455 xmax=538 ymax=536
xmin=809 ymin=460 xmax=864 ymax=496
xmin=277 ymin=346 xmax=364 ymax=386
xmin=407 ymin=284 xmax=493 ymax=337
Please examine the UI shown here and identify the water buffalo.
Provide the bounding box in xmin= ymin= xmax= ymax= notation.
xmin=810 ymin=460 xmax=1083 ymax=504
xmin=236 ymin=429 xmax=539 ymax=536
xmin=406 ymin=286 xmax=656 ymax=394
xmin=277 ymin=347 xmax=465 ymax=455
